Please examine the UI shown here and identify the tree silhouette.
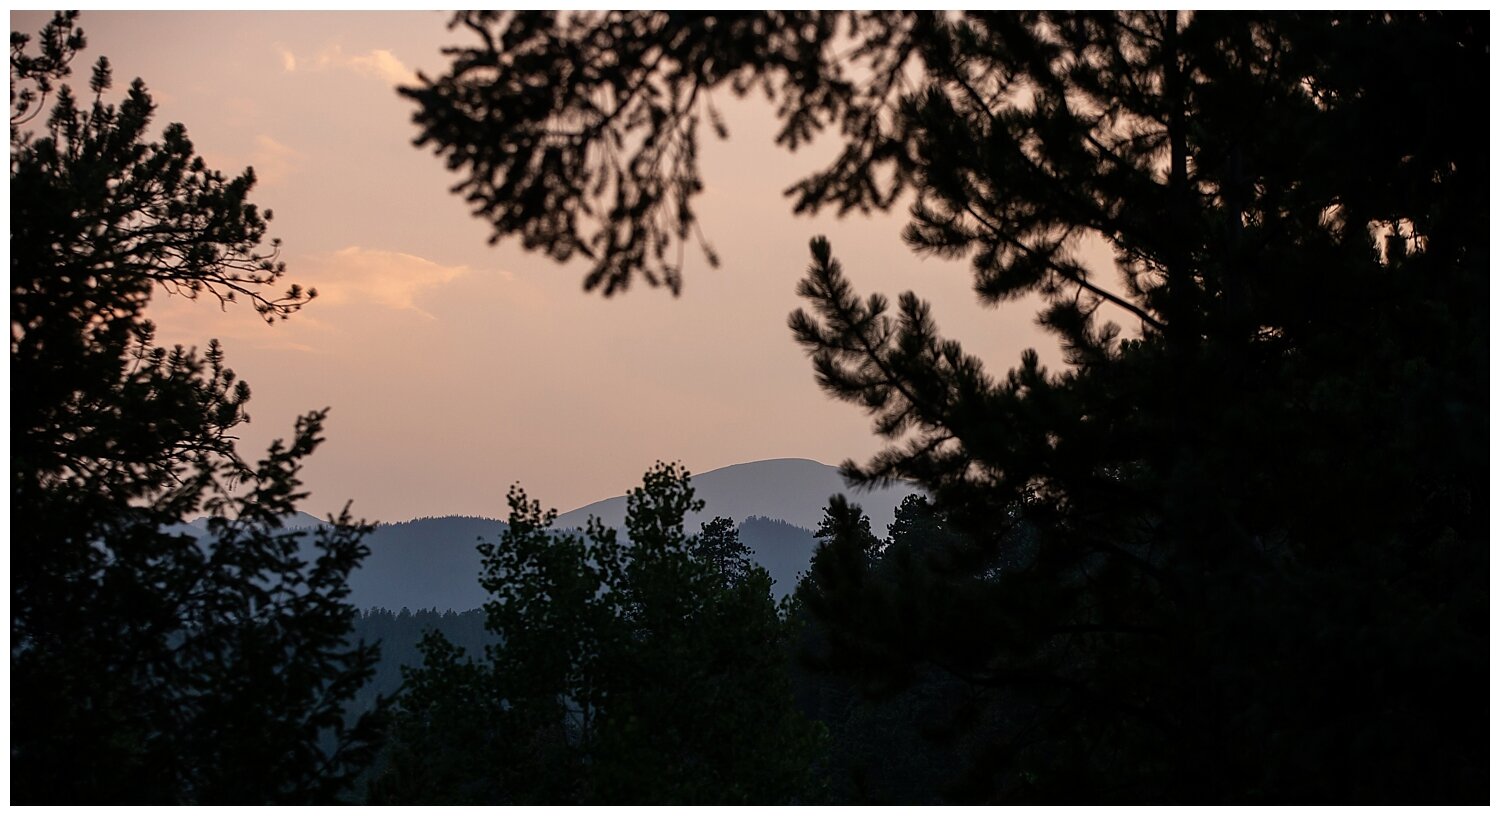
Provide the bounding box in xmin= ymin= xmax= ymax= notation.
xmin=790 ymin=495 xmax=1022 ymax=803
xmin=404 ymin=11 xmax=906 ymax=295
xmin=11 ymin=13 xmax=379 ymax=803
xmin=692 ymin=515 xmax=756 ymax=586
xmin=785 ymin=14 xmax=1487 ymax=801
xmin=410 ymin=12 xmax=1486 ymax=802
xmin=374 ymin=463 xmax=822 ymax=804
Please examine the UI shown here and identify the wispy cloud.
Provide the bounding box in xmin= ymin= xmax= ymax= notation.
xmin=248 ymin=134 xmax=301 ymax=187
xmin=277 ymin=42 xmax=416 ymax=87
xmin=302 ymin=247 xmax=470 ymax=319
xmin=143 ymin=247 xmax=516 ymax=357
xmin=343 ymin=49 xmax=414 ymax=87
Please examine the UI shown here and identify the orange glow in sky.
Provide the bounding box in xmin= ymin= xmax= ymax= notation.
xmin=17 ymin=11 xmax=1073 ymax=521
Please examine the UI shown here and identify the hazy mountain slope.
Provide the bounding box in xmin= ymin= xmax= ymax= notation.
xmin=555 ymin=458 xmax=918 ymax=535
xmin=174 ymin=459 xmax=915 ymax=611
xmin=348 ymin=516 xmax=505 ymax=612
xmin=736 ymin=516 xmax=819 ymax=597
xmin=348 ymin=608 xmax=495 ymax=714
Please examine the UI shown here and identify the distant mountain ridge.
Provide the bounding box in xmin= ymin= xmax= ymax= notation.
xmin=351 ymin=516 xmax=507 ymax=611
xmin=555 ymin=457 xmax=917 ymax=534
xmin=179 ymin=459 xmax=918 ymax=611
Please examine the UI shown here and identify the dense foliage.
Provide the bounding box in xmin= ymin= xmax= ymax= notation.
xmin=347 ymin=608 xmax=494 ymax=720
xmin=372 ymin=464 xmax=823 ymax=804
xmin=785 ymin=13 xmax=1487 ymax=802
xmin=411 ymin=11 xmax=1487 ymax=802
xmin=11 ymin=13 xmax=378 ymax=803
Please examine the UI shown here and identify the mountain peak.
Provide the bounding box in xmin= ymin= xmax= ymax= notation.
xmin=555 ymin=457 xmax=919 ymax=535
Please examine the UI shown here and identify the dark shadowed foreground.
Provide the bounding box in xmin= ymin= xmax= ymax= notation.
xmin=11 ymin=13 xmax=377 ymax=804
xmin=404 ymin=10 xmax=1485 ymax=802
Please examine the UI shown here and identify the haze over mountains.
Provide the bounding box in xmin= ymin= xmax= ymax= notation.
xmin=185 ymin=459 xmax=919 ymax=611
xmin=554 ymin=458 xmax=914 ymax=533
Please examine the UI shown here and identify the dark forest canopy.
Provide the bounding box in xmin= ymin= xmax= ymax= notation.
xmin=372 ymin=464 xmax=822 ymax=804
xmin=408 ymin=11 xmax=1487 ymax=802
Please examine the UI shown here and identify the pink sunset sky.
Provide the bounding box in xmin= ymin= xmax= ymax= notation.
xmin=15 ymin=10 xmax=1083 ymax=522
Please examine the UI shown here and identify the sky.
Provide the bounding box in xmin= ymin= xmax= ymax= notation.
xmin=15 ymin=11 xmax=1080 ymax=522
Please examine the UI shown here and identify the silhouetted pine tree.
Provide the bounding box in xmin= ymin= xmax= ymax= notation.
xmin=11 ymin=13 xmax=380 ymax=803
xmin=692 ymin=515 xmax=756 ymax=587
xmin=790 ymin=496 xmax=1019 ymax=804
xmin=409 ymin=12 xmax=1486 ymax=803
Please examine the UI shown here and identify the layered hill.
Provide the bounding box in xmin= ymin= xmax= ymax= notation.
xmin=181 ymin=459 xmax=919 ymax=611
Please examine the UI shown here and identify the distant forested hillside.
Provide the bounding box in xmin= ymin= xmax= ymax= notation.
xmin=347 ymin=607 xmax=495 ymax=717
xmin=737 ymin=516 xmax=818 ymax=596
xmin=349 ymin=517 xmax=505 ymax=611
